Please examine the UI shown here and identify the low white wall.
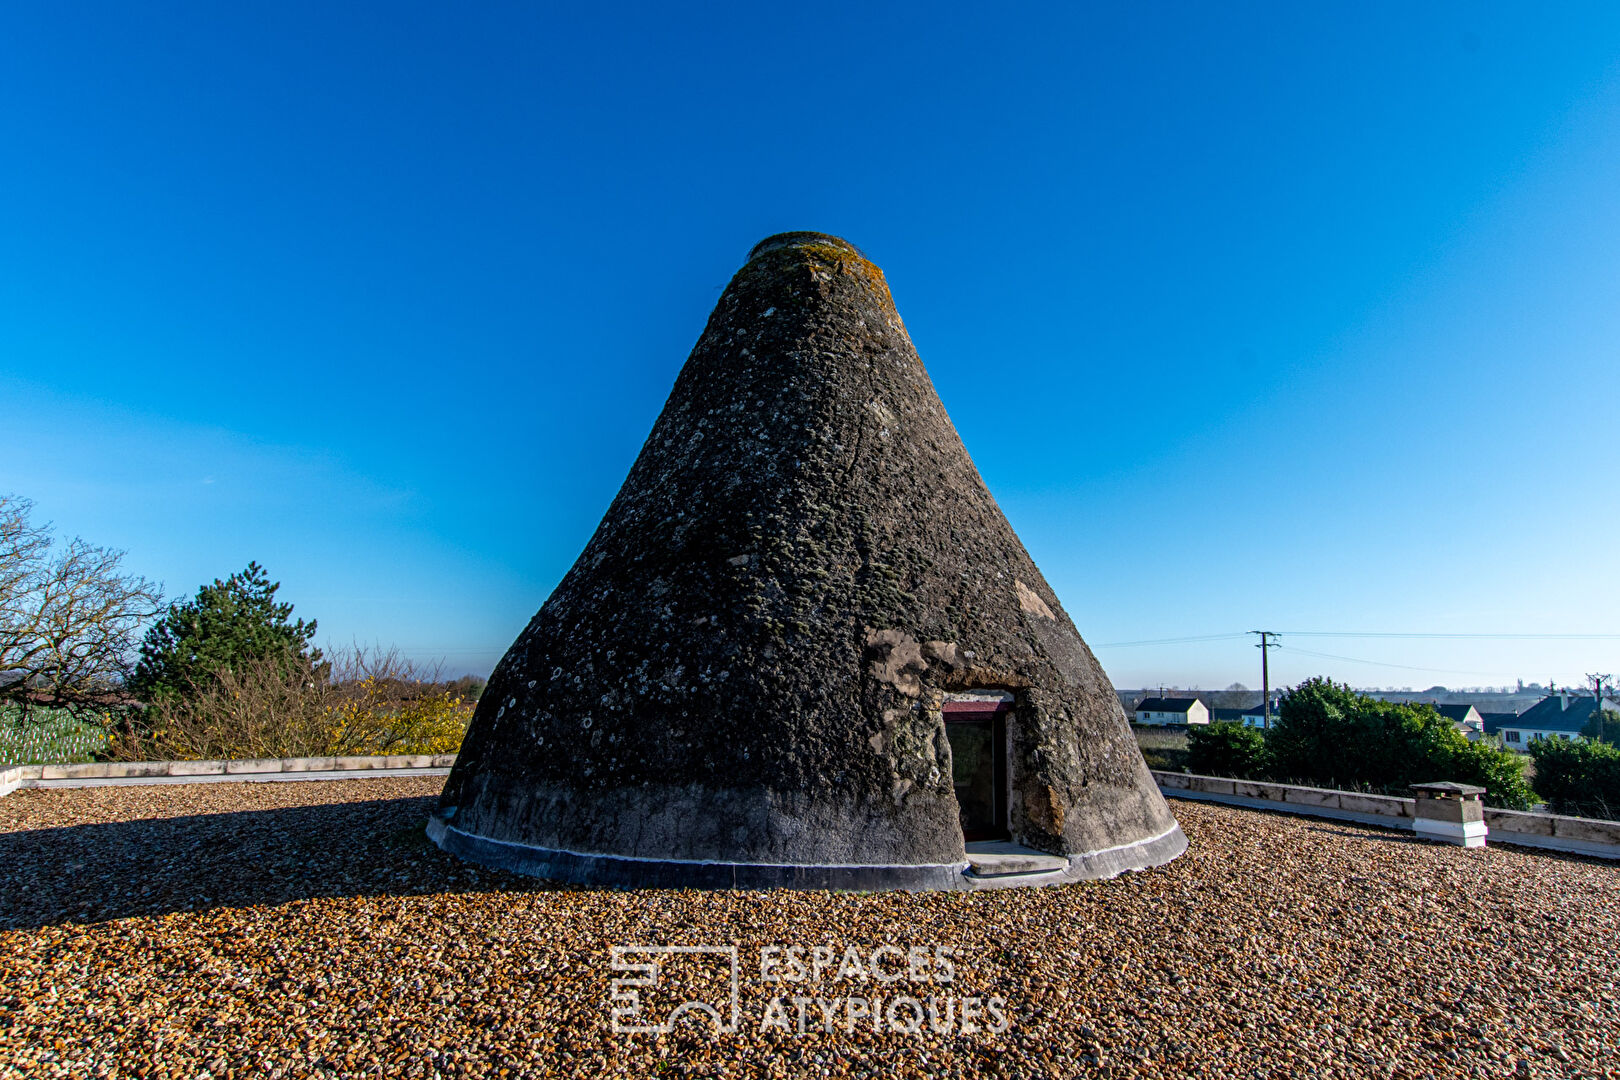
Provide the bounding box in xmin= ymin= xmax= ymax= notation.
xmin=1 ymin=754 xmax=457 ymax=793
xmin=1152 ymin=770 xmax=1620 ymax=861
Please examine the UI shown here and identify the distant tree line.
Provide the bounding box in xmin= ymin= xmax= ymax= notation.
xmin=2 ymin=493 xmax=478 ymax=762
xmin=1183 ymin=677 xmax=1620 ymax=816
xmin=1186 ymin=678 xmax=1532 ymax=807
xmin=117 ymin=562 xmax=475 ymax=760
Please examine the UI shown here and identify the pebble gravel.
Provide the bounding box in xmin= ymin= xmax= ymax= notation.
xmin=1 ymin=778 xmax=1616 ymax=1079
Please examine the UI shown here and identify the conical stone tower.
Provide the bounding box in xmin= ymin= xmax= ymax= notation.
xmin=431 ymin=232 xmax=1185 ymax=889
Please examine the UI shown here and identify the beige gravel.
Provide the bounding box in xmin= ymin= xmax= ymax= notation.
xmin=1 ymin=778 xmax=1616 ymax=1079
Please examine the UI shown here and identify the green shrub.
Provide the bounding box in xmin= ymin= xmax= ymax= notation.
xmin=132 ymin=561 xmax=318 ymax=704
xmin=1268 ymin=677 xmax=1535 ymax=809
xmin=1187 ymin=720 xmax=1269 ymax=778
xmin=1530 ymin=737 xmax=1620 ymax=819
xmin=1580 ymin=709 xmax=1620 ymax=746
xmin=1442 ymin=736 xmax=1538 ymax=811
xmin=1133 ymin=728 xmax=1189 ymax=771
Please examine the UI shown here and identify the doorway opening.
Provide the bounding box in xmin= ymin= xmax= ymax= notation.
xmin=943 ymin=696 xmax=1010 ymax=842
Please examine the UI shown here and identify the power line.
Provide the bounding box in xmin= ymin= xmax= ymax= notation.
xmin=1280 ymin=631 xmax=1620 ymax=640
xmin=1091 ymin=633 xmax=1250 ymax=649
xmin=1279 ymin=644 xmax=1524 ymax=679
xmin=1093 ymin=630 xmax=1620 ymax=649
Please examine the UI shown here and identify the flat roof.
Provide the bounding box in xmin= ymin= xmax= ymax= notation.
xmin=2 ymin=778 xmax=1614 ymax=1076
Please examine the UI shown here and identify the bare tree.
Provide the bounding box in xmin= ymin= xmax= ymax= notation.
xmin=0 ymin=495 xmax=163 ymax=722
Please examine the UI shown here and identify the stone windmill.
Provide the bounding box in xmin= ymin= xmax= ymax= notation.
xmin=430 ymin=232 xmax=1185 ymax=889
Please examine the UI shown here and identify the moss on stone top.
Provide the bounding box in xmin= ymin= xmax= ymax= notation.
xmin=746 ymin=231 xmax=868 ymax=262
xmin=742 ymin=231 xmax=892 ymax=309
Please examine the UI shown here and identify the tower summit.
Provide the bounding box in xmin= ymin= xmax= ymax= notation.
xmin=431 ymin=232 xmax=1185 ymax=888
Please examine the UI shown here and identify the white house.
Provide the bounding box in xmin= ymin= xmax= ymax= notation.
xmin=1431 ymin=703 xmax=1484 ymax=741
xmin=1134 ymin=697 xmax=1209 ymax=726
xmin=1496 ymin=694 xmax=1598 ymax=752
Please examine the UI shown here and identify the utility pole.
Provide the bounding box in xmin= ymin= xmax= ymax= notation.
xmin=1588 ymin=673 xmax=1611 ymax=734
xmin=1251 ymin=631 xmax=1280 ymax=727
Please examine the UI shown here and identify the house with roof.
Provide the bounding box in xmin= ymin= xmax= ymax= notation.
xmin=1134 ymin=697 xmax=1209 ymax=726
xmin=1238 ymin=702 xmax=1277 ymax=730
xmin=1496 ymin=694 xmax=1600 ymax=751
xmin=1430 ymin=703 xmax=1484 ymax=741
xmin=1207 ymin=701 xmax=1278 ymax=729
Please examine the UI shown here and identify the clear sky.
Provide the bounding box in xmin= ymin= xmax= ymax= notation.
xmin=4 ymin=3 xmax=1620 ymax=690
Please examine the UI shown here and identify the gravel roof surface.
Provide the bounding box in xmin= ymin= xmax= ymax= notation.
xmin=1 ymin=778 xmax=1616 ymax=1079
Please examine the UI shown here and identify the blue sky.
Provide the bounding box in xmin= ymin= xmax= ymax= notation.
xmin=4 ymin=3 xmax=1620 ymax=689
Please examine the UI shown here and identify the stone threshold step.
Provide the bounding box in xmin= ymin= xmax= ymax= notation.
xmin=963 ymin=841 xmax=1069 ymax=878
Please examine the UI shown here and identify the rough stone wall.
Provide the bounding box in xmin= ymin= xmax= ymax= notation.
xmin=441 ymin=232 xmax=1178 ymax=866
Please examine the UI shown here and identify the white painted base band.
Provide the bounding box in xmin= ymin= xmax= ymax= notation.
xmin=427 ymin=815 xmax=1188 ymax=891
xmin=1413 ymin=817 xmax=1488 ymax=847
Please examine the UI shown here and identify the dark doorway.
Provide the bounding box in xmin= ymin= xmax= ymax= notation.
xmin=943 ymin=699 xmax=1009 ymax=841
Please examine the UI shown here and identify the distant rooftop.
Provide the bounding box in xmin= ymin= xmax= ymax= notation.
xmin=1510 ymin=694 xmax=1605 ymax=734
xmin=1136 ymin=697 xmax=1201 ymax=713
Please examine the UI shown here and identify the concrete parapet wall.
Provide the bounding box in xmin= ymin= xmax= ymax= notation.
xmin=1153 ymin=771 xmax=1620 ymax=860
xmin=1154 ymin=771 xmax=1415 ymax=830
xmin=0 ymin=754 xmax=458 ymax=793
xmin=1485 ymin=807 xmax=1620 ymax=859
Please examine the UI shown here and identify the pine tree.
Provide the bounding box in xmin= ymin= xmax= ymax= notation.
xmin=131 ymin=562 xmax=318 ymax=702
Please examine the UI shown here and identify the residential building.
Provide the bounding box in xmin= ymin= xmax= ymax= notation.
xmin=1239 ymin=702 xmax=1276 ymax=730
xmin=1496 ymin=694 xmax=1601 ymax=751
xmin=1431 ymin=703 xmax=1484 ymax=741
xmin=1206 ymin=702 xmax=1277 ymax=729
xmin=1134 ymin=697 xmax=1209 ymax=726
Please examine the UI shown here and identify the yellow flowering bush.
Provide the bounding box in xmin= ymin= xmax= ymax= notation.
xmin=115 ymin=648 xmax=473 ymax=761
xmin=325 ymin=677 xmax=471 ymax=756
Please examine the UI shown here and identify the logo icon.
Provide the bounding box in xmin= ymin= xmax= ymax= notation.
xmin=609 ymin=946 xmax=741 ymax=1035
